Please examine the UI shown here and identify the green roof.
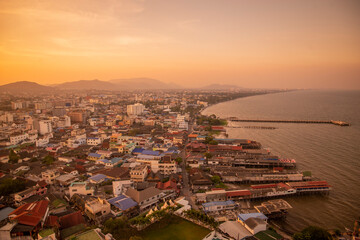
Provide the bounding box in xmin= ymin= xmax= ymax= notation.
xmin=302 ymin=171 xmax=312 ymax=177
xmin=39 ymin=228 xmax=55 ymax=237
xmin=60 ymin=224 xmax=86 ymax=239
xmin=254 ymin=230 xmax=283 ymax=240
xmin=74 ymin=229 xmax=102 ymax=240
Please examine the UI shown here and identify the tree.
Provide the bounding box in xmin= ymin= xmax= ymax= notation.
xmin=209 ymin=140 xmax=218 ymax=145
xmin=175 ymin=157 xmax=182 ymax=164
xmin=129 ymin=237 xmax=143 ymax=240
xmin=9 ymin=149 xmax=19 ymax=163
xmin=211 ymin=175 xmax=221 ymax=184
xmin=204 ymin=136 xmax=214 ymax=144
xmin=293 ymin=226 xmax=332 ymax=240
xmin=42 ymin=155 xmax=55 ymax=165
xmin=204 ymin=152 xmax=213 ymax=159
xmin=0 ymin=178 xmax=26 ymax=196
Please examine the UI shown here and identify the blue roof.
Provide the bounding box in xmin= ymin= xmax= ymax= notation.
xmin=238 ymin=213 xmax=268 ymax=222
xmin=88 ymin=174 xmax=107 ymax=182
xmin=89 ymin=153 xmax=102 ymax=158
xmin=202 ymin=200 xmax=235 ymax=208
xmin=137 ymin=154 xmax=157 ymax=159
xmin=108 ymin=195 xmax=138 ymax=210
xmin=142 ymin=150 xmax=160 ymax=156
xmin=168 ymin=146 xmax=179 ymax=151
xmin=98 ymin=159 xmax=109 ymax=163
xmin=132 ymin=148 xmax=144 ymax=154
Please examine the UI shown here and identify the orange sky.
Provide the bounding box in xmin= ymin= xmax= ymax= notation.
xmin=0 ymin=0 xmax=360 ymax=89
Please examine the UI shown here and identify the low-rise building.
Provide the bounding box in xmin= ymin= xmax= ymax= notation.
xmin=85 ymin=197 xmax=111 ymax=223
xmin=108 ymin=195 xmax=138 ymax=217
xmin=130 ymin=165 xmax=148 ymax=182
xmin=202 ymin=200 xmax=236 ymax=213
xmin=41 ymin=169 xmax=60 ymax=185
xmin=69 ymin=182 xmax=95 ymax=198
xmin=237 ymin=213 xmax=268 ymax=235
xmin=87 ymin=137 xmax=103 ymax=146
xmin=125 ymin=186 xmax=174 ymax=212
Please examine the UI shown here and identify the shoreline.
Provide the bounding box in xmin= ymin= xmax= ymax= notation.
xmin=200 ymin=89 xmax=294 ymax=116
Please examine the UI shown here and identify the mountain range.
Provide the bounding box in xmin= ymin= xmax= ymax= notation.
xmin=0 ymin=81 xmax=54 ymax=95
xmin=54 ymin=78 xmax=182 ymax=90
xmin=0 ymin=79 xmax=243 ymax=95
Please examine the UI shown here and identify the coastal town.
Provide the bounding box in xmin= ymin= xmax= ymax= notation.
xmin=0 ymin=89 xmax=357 ymax=240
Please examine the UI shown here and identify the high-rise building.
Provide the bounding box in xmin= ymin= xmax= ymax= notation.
xmin=39 ymin=120 xmax=52 ymax=135
xmin=126 ymin=103 xmax=145 ymax=116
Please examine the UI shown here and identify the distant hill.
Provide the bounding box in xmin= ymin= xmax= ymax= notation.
xmin=55 ymin=79 xmax=116 ymax=90
xmin=109 ymin=78 xmax=183 ymax=90
xmin=200 ymin=84 xmax=243 ymax=90
xmin=0 ymin=81 xmax=54 ymax=95
xmin=0 ymin=78 xmax=183 ymax=94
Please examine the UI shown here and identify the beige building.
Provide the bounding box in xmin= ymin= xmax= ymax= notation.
xmin=41 ymin=169 xmax=60 ymax=185
xmin=69 ymin=182 xmax=94 ymax=198
xmin=130 ymin=165 xmax=148 ymax=182
xmin=85 ymin=197 xmax=111 ymax=223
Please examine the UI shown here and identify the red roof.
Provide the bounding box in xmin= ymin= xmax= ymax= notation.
xmin=226 ymin=190 xmax=251 ymax=197
xmin=15 ymin=214 xmax=42 ymax=226
xmin=59 ymin=211 xmax=85 ymax=229
xmin=45 ymin=215 xmax=60 ymax=228
xmin=9 ymin=200 xmax=49 ymax=227
xmin=251 ymin=184 xmax=277 ymax=189
xmin=156 ymin=180 xmax=178 ymax=191
xmin=277 ymin=182 xmax=292 ymax=190
xmin=211 ymin=126 xmax=224 ymax=130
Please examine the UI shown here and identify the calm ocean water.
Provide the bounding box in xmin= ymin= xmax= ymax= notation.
xmin=202 ymin=90 xmax=360 ymax=233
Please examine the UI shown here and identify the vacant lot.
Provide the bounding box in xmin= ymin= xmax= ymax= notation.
xmin=140 ymin=215 xmax=210 ymax=240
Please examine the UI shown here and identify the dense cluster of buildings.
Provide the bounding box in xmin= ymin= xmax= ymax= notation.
xmin=0 ymin=90 xmax=331 ymax=240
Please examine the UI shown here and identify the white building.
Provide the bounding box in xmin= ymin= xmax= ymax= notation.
xmin=67 ymin=133 xmax=86 ymax=148
xmin=87 ymin=137 xmax=103 ymax=146
xmin=112 ymin=180 xmax=134 ymax=196
xmin=36 ymin=136 xmax=50 ymax=147
xmin=127 ymin=103 xmax=145 ymax=116
xmin=0 ymin=113 xmax=13 ymax=123
xmin=69 ymin=182 xmax=95 ymax=198
xmin=39 ymin=120 xmax=52 ymax=135
xmin=10 ymin=133 xmax=28 ymax=145
xmin=11 ymin=101 xmax=23 ymax=110
xmin=176 ymin=114 xmax=188 ymax=130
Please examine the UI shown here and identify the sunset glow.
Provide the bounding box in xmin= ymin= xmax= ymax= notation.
xmin=1 ymin=0 xmax=359 ymax=89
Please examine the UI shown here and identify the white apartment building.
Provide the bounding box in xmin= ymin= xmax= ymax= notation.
xmin=87 ymin=137 xmax=103 ymax=146
xmin=151 ymin=161 xmax=177 ymax=175
xmin=130 ymin=165 xmax=148 ymax=182
xmin=0 ymin=113 xmax=13 ymax=123
xmin=39 ymin=120 xmax=52 ymax=135
xmin=127 ymin=103 xmax=145 ymax=116
xmin=10 ymin=133 xmax=28 ymax=145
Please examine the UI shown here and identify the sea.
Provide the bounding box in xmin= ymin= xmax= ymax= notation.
xmin=202 ymin=89 xmax=360 ymax=233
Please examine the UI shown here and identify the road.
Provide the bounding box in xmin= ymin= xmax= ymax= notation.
xmin=180 ymin=122 xmax=198 ymax=210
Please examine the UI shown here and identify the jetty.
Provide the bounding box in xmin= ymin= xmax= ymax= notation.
xmin=227 ymin=117 xmax=350 ymax=126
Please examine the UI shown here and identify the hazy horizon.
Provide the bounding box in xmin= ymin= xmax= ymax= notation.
xmin=1 ymin=0 xmax=360 ymax=89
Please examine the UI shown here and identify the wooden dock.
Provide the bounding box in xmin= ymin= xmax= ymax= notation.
xmin=227 ymin=117 xmax=350 ymax=126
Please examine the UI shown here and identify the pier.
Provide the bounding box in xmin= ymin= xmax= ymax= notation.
xmin=227 ymin=117 xmax=350 ymax=126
